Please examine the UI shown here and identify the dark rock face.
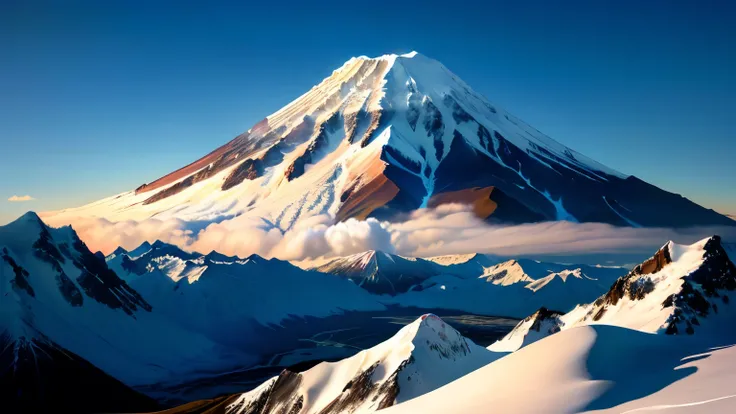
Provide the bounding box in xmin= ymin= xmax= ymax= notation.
xmin=662 ymin=236 xmax=736 ymax=335
xmin=30 ymin=226 xmax=86 ymax=306
xmin=586 ymin=237 xmax=735 ymax=334
xmin=222 ymin=158 xmax=264 ymax=191
xmin=422 ymin=100 xmax=444 ymax=145
xmin=528 ymin=307 xmax=565 ymax=333
xmin=443 ymin=93 xmax=472 ymax=124
xmin=0 ymin=332 xmax=159 ymax=414
xmin=1 ymin=248 xmax=34 ymax=297
xmin=121 ymin=254 xmax=147 ymax=276
xmin=286 ymin=112 xmax=342 ymax=181
xmin=226 ymin=370 xmax=304 ymax=414
xmin=597 ymin=244 xmax=673 ymax=310
xmin=71 ymin=233 xmax=152 ymax=315
xmin=317 ymin=363 xmax=380 ymax=414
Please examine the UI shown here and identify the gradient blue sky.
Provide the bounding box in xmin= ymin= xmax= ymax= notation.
xmin=1 ymin=0 xmax=734 ymax=224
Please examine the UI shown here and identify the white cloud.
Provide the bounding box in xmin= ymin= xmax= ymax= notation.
xmin=8 ymin=195 xmax=35 ymax=202
xmin=43 ymin=204 xmax=736 ymax=262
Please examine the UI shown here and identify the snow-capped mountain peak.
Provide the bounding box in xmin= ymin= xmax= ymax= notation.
xmin=45 ymin=52 xmax=734 ymax=234
xmin=226 ymin=314 xmax=496 ymax=414
xmin=480 ymin=259 xmax=536 ymax=286
xmin=313 ymin=250 xmax=443 ymax=295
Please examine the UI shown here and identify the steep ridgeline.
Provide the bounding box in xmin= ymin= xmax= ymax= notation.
xmin=0 ymin=213 xmax=232 ymax=412
xmin=490 ymin=236 xmax=736 ymax=352
xmin=218 ymin=314 xmax=498 ymax=414
xmin=46 ymin=52 xmax=734 ymax=229
xmin=106 ymin=241 xmax=385 ymax=348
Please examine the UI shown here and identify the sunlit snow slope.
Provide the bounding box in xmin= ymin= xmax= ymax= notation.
xmin=385 ymin=325 xmax=736 ymax=414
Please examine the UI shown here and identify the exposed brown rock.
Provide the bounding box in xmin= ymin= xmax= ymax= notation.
xmin=336 ymin=172 xmax=400 ymax=221
xmin=152 ymin=394 xmax=240 ymax=414
xmin=222 ymin=159 xmax=263 ymax=191
xmin=358 ymin=110 xmax=383 ymax=148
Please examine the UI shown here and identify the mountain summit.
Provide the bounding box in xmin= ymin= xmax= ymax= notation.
xmin=48 ymin=52 xmax=734 ymax=228
xmin=223 ymin=314 xmax=497 ymax=414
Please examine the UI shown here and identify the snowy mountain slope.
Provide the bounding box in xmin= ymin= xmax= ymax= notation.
xmin=311 ymin=250 xmax=446 ymax=295
xmin=424 ymin=253 xmax=499 ymax=278
xmin=106 ymin=241 xmax=385 ymax=346
xmin=384 ymin=325 xmax=736 ymax=414
xmin=221 ymin=314 xmax=499 ymax=414
xmin=479 ymin=260 xmax=536 ymax=286
xmin=490 ymin=235 xmax=736 ymax=352
xmin=0 ymin=212 xmax=253 ymax=391
xmin=44 ymin=52 xmax=734 ymax=232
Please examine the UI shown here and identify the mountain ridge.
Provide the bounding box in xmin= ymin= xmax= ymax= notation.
xmin=489 ymin=235 xmax=736 ymax=352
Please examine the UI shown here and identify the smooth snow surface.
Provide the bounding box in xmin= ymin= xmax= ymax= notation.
xmin=386 ymin=325 xmax=736 ymax=414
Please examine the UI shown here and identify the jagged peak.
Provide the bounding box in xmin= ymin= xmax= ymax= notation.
xmin=204 ymin=250 xmax=240 ymax=262
xmin=399 ymin=314 xmax=469 ymax=350
xmin=348 ymin=50 xmax=423 ymax=63
xmin=4 ymin=211 xmax=45 ymax=230
xmin=110 ymin=246 xmax=128 ymax=256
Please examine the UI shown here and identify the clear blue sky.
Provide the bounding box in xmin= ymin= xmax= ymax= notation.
xmin=1 ymin=0 xmax=734 ymax=224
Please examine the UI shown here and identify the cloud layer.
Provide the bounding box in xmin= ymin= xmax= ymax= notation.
xmin=8 ymin=195 xmax=35 ymax=202
xmin=42 ymin=204 xmax=736 ymax=265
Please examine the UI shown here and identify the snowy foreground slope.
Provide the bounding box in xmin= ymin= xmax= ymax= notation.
xmin=490 ymin=235 xmax=736 ymax=352
xmin=44 ymin=52 xmax=733 ymax=234
xmin=214 ymin=314 xmax=500 ymax=414
xmin=386 ymin=325 xmax=736 ymax=414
